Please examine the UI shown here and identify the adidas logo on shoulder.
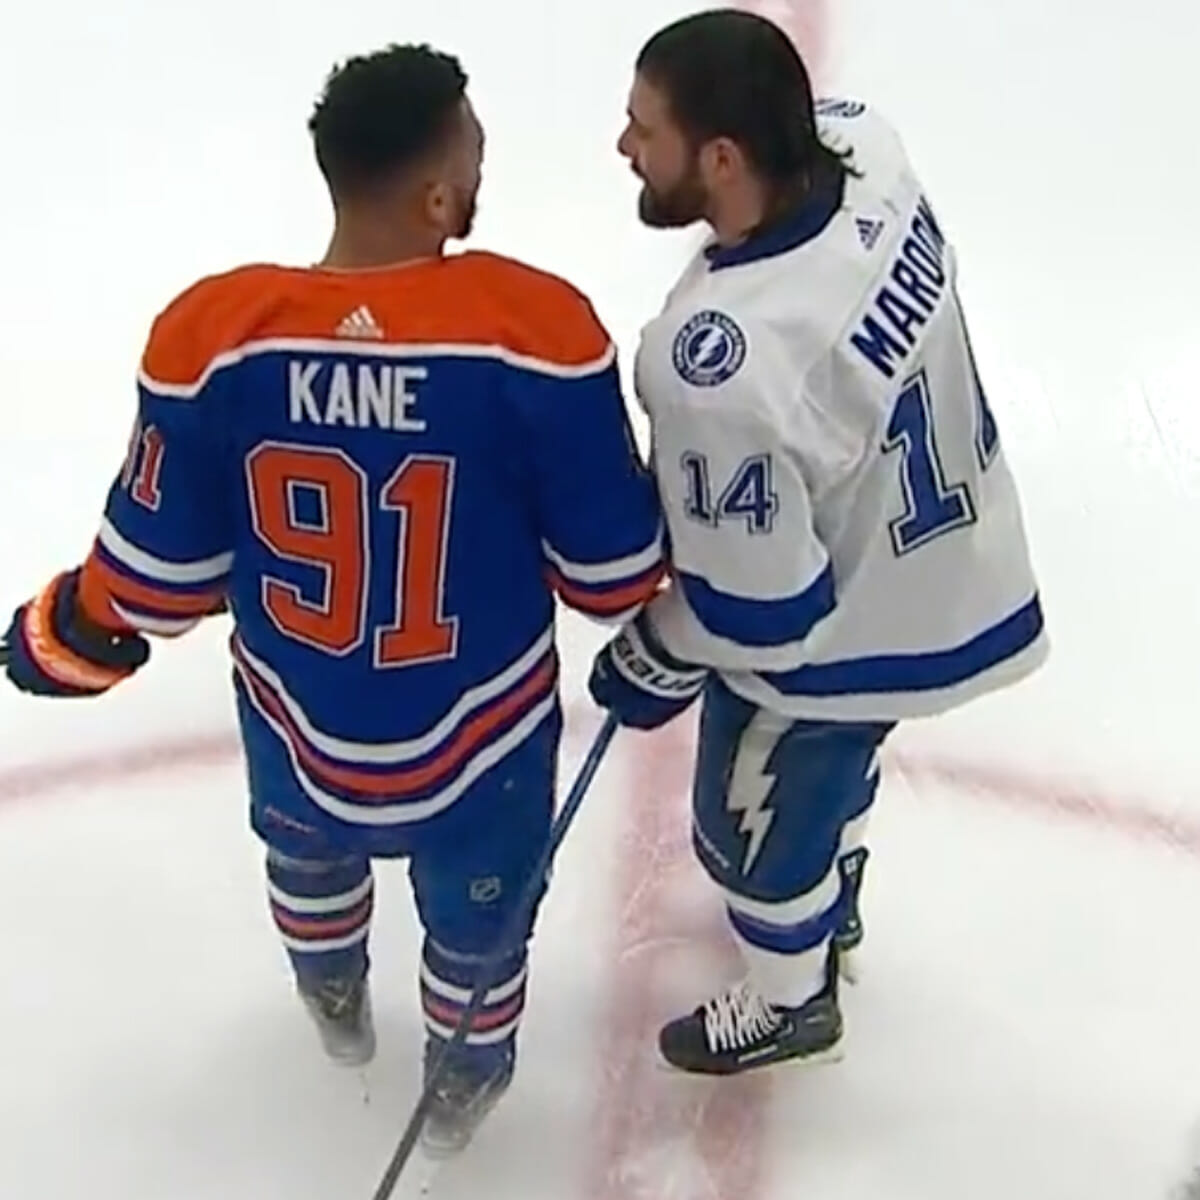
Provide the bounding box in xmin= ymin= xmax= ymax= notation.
xmin=855 ymin=217 xmax=886 ymax=252
xmin=336 ymin=305 xmax=384 ymax=340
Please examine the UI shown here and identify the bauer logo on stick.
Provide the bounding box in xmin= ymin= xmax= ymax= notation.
xmin=672 ymin=311 xmax=748 ymax=388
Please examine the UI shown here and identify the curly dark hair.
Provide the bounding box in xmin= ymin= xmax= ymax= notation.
xmin=308 ymin=44 xmax=468 ymax=199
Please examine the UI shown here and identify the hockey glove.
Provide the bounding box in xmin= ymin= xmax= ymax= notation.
xmin=588 ymin=610 xmax=707 ymax=730
xmin=2 ymin=569 xmax=150 ymax=698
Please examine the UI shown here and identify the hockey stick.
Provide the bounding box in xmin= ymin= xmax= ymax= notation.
xmin=368 ymin=711 xmax=620 ymax=1200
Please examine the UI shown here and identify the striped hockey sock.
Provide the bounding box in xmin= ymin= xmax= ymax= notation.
xmin=265 ymin=850 xmax=374 ymax=987
xmin=419 ymin=938 xmax=527 ymax=1056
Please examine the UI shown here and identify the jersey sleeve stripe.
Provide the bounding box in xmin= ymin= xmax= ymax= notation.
xmin=108 ymin=600 xmax=202 ymax=638
xmin=678 ymin=564 xmax=836 ymax=648
xmin=540 ymin=528 xmax=664 ymax=586
xmin=139 ymin=338 xmax=618 ymax=399
xmin=758 ymin=594 xmax=1045 ymax=697
xmin=98 ymin=518 xmax=233 ymax=586
xmin=547 ymin=562 xmax=664 ymax=618
xmin=80 ymin=552 xmax=227 ymax=624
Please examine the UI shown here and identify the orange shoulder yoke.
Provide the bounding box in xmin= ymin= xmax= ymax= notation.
xmin=141 ymin=253 xmax=614 ymax=391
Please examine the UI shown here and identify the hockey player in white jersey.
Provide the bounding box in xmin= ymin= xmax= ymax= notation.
xmin=589 ymin=9 xmax=1048 ymax=1076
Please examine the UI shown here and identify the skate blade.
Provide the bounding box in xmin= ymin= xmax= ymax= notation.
xmin=418 ymin=1113 xmax=491 ymax=1166
xmin=328 ymin=1045 xmax=376 ymax=1068
xmin=838 ymin=949 xmax=862 ymax=985
xmin=419 ymin=1136 xmax=468 ymax=1164
xmin=654 ymin=1039 xmax=845 ymax=1076
xmin=414 ymin=1155 xmax=446 ymax=1197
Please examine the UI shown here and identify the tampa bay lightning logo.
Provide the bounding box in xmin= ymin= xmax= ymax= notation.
xmin=672 ymin=311 xmax=747 ymax=388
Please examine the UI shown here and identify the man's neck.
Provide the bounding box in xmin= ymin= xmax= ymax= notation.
xmin=319 ymin=217 xmax=444 ymax=271
xmin=709 ymin=173 xmax=812 ymax=248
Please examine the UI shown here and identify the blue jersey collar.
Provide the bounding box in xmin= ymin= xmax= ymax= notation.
xmin=705 ymin=172 xmax=844 ymax=271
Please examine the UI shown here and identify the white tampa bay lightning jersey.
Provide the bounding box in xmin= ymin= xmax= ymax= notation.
xmin=635 ymin=98 xmax=1048 ymax=721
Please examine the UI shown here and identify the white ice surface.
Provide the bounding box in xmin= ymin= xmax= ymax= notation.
xmin=2 ymin=0 xmax=1199 ymax=1196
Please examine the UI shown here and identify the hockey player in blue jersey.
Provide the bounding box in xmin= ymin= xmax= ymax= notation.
xmin=589 ymin=10 xmax=1047 ymax=1076
xmin=2 ymin=44 xmax=664 ymax=1152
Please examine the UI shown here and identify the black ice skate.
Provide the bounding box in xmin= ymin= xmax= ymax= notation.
xmin=834 ymin=847 xmax=869 ymax=982
xmin=420 ymin=1039 xmax=514 ymax=1160
xmin=298 ymin=975 xmax=376 ymax=1067
xmin=658 ymin=970 xmax=843 ymax=1076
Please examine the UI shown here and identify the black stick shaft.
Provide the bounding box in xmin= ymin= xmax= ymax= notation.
xmin=369 ymin=713 xmax=619 ymax=1200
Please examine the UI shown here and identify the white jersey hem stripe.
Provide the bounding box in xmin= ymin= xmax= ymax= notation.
xmin=237 ymin=670 xmax=557 ymax=825
xmin=234 ymin=626 xmax=553 ymax=764
xmin=726 ymin=626 xmax=1048 ymax=721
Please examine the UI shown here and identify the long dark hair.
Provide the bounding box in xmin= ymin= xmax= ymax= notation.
xmin=637 ymin=9 xmax=854 ymax=193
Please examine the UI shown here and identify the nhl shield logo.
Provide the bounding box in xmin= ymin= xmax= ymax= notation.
xmin=672 ymin=310 xmax=747 ymax=388
xmin=470 ymin=876 xmax=503 ymax=904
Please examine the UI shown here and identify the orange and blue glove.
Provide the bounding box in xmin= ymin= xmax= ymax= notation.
xmin=2 ymin=568 xmax=150 ymax=698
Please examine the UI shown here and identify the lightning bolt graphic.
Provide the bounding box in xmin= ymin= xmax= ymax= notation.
xmin=726 ymin=717 xmax=782 ymax=875
xmin=695 ymin=327 xmax=727 ymax=368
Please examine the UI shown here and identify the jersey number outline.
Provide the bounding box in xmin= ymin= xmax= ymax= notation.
xmin=884 ymin=300 xmax=1000 ymax=556
xmin=246 ymin=442 xmax=458 ymax=668
xmin=121 ymin=420 xmax=166 ymax=512
xmin=681 ymin=452 xmax=779 ymax=534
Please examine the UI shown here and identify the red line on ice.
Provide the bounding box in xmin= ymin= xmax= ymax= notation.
xmin=5 ymin=716 xmax=1196 ymax=857
xmin=0 ymin=731 xmax=241 ymax=805
xmin=590 ymin=718 xmax=771 ymax=1200
xmin=889 ymin=749 xmax=1200 ymax=858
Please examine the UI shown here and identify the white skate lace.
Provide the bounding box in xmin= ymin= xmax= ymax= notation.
xmin=702 ymin=982 xmax=783 ymax=1053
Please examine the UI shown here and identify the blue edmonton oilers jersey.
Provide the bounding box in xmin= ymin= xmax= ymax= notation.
xmin=77 ymin=252 xmax=663 ymax=827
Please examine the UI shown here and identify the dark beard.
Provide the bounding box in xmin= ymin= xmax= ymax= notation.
xmin=637 ymin=168 xmax=707 ymax=229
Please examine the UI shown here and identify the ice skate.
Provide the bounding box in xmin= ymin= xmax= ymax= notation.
xmin=420 ymin=1039 xmax=514 ymax=1160
xmin=834 ymin=847 xmax=869 ymax=983
xmin=658 ymin=967 xmax=842 ymax=1076
xmin=298 ymin=975 xmax=376 ymax=1067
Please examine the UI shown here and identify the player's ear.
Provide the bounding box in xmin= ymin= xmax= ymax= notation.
xmin=701 ymin=137 xmax=743 ymax=186
xmin=423 ymin=180 xmax=455 ymax=233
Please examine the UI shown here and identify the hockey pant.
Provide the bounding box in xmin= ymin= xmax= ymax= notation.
xmin=692 ymin=677 xmax=893 ymax=1008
